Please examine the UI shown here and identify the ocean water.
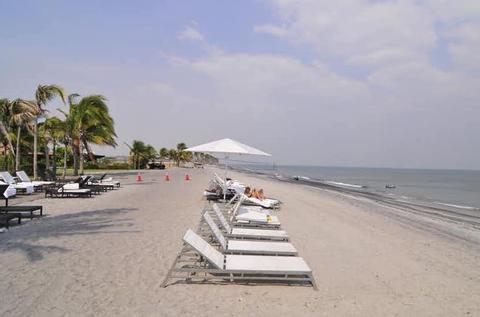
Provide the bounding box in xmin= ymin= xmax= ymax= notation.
xmin=235 ymin=165 xmax=480 ymax=211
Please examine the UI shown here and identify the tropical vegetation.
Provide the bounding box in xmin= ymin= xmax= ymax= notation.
xmin=0 ymin=84 xmax=117 ymax=178
xmin=1 ymin=83 xmax=219 ymax=177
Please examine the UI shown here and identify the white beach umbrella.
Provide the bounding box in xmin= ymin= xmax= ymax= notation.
xmin=186 ymin=138 xmax=271 ymax=199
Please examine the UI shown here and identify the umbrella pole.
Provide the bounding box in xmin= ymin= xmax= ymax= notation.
xmin=224 ymin=155 xmax=228 ymax=201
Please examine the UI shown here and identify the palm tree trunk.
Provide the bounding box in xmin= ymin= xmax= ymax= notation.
xmin=79 ymin=140 xmax=84 ymax=175
xmin=52 ymin=141 xmax=57 ymax=180
xmin=33 ymin=118 xmax=38 ymax=180
xmin=2 ymin=142 xmax=8 ymax=170
xmin=15 ymin=126 xmax=21 ymax=171
xmin=45 ymin=142 xmax=50 ymax=173
xmin=62 ymin=143 xmax=68 ymax=179
xmin=72 ymin=144 xmax=78 ymax=176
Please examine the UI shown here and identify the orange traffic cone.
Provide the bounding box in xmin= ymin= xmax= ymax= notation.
xmin=185 ymin=174 xmax=190 ymax=181
xmin=136 ymin=172 xmax=142 ymax=182
xmin=165 ymin=173 xmax=170 ymax=182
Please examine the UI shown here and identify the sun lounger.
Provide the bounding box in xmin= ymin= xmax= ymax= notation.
xmin=203 ymin=212 xmax=297 ymax=255
xmin=16 ymin=171 xmax=54 ymax=190
xmin=45 ymin=183 xmax=92 ymax=198
xmin=214 ymin=203 xmax=281 ymax=228
xmin=0 ymin=182 xmax=16 ymax=198
xmin=241 ymin=194 xmax=280 ymax=209
xmin=226 ymin=193 xmax=281 ymax=209
xmin=160 ymin=229 xmax=316 ymax=289
xmin=0 ymin=213 xmax=21 ymax=228
xmin=0 ymin=206 xmax=43 ymax=219
xmin=212 ymin=204 xmax=288 ymax=241
xmin=86 ymin=173 xmax=120 ymax=188
xmin=0 ymin=171 xmax=34 ymax=194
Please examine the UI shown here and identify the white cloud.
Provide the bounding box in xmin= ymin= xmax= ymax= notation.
xmin=177 ymin=25 xmax=204 ymax=41
xmin=260 ymin=0 xmax=436 ymax=68
xmin=253 ymin=24 xmax=290 ymax=37
xmin=446 ymin=21 xmax=480 ymax=71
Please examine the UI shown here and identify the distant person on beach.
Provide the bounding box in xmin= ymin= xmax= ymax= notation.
xmin=244 ymin=186 xmax=266 ymax=200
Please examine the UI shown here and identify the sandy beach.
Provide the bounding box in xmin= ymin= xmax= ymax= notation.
xmin=1 ymin=168 xmax=479 ymax=316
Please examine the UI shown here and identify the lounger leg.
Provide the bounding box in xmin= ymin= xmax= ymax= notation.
xmin=309 ymin=273 xmax=318 ymax=291
xmin=161 ymin=253 xmax=183 ymax=288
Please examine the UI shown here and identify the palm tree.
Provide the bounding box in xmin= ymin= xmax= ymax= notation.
xmin=43 ymin=116 xmax=65 ymax=178
xmin=0 ymin=98 xmax=38 ymax=171
xmin=129 ymin=140 xmax=146 ymax=169
xmin=60 ymin=94 xmax=117 ymax=175
xmin=0 ymin=98 xmax=16 ymax=169
xmin=176 ymin=142 xmax=191 ymax=166
xmin=34 ymin=85 xmax=65 ymax=179
xmin=159 ymin=147 xmax=169 ymax=160
xmin=9 ymin=99 xmax=38 ymax=171
xmin=168 ymin=148 xmax=179 ymax=166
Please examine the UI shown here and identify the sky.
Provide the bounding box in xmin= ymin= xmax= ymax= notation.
xmin=1 ymin=0 xmax=479 ymax=169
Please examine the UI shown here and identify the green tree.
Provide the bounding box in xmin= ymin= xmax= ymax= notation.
xmin=60 ymin=94 xmax=117 ymax=175
xmin=0 ymin=98 xmax=38 ymax=171
xmin=0 ymin=98 xmax=16 ymax=170
xmin=159 ymin=147 xmax=169 ymax=159
xmin=129 ymin=140 xmax=146 ymax=169
xmin=10 ymin=99 xmax=38 ymax=171
xmin=43 ymin=116 xmax=65 ymax=178
xmin=34 ymin=85 xmax=65 ymax=179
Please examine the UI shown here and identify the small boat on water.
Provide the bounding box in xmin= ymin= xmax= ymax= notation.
xmin=385 ymin=184 xmax=396 ymax=189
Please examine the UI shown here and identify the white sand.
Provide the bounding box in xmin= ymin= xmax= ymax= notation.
xmin=1 ymin=168 xmax=479 ymax=316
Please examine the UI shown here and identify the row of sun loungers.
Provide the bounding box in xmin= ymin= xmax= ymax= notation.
xmin=162 ymin=176 xmax=317 ymax=290
xmin=0 ymin=172 xmax=121 ymax=229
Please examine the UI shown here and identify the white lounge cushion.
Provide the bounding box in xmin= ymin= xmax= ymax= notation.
xmin=64 ymin=188 xmax=90 ymax=193
xmin=244 ymin=196 xmax=279 ymax=208
xmin=213 ymin=204 xmax=232 ymax=233
xmin=63 ymin=183 xmax=80 ymax=190
xmin=183 ymin=229 xmax=224 ymax=269
xmin=203 ymin=212 xmax=228 ymax=250
xmin=235 ymin=212 xmax=280 ymax=224
xmin=32 ymin=180 xmax=54 ymax=186
xmin=230 ymin=228 xmax=288 ymax=238
xmin=225 ymin=255 xmax=311 ymax=273
xmin=15 ymin=171 xmax=52 ymax=185
xmin=13 ymin=183 xmax=34 ymax=194
xmin=227 ymin=240 xmax=297 ymax=254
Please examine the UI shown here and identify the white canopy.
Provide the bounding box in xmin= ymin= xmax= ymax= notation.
xmin=186 ymin=138 xmax=271 ymax=200
xmin=186 ymin=138 xmax=271 ymax=157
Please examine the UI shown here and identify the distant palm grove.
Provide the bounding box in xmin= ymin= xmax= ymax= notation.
xmin=0 ymin=84 xmax=117 ymax=178
xmin=127 ymin=140 xmax=218 ymax=169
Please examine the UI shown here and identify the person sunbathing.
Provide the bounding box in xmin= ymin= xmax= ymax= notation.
xmin=245 ymin=187 xmax=266 ymax=200
xmin=205 ymin=184 xmax=222 ymax=195
xmin=256 ymin=188 xmax=266 ymax=200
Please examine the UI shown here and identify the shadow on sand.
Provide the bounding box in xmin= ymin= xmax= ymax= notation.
xmin=0 ymin=208 xmax=139 ymax=262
